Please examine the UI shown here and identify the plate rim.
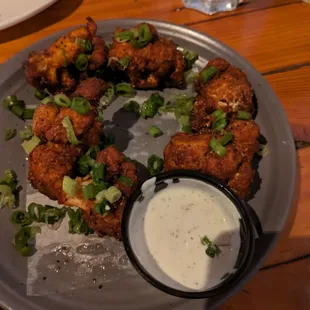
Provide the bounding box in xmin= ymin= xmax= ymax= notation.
xmin=0 ymin=18 xmax=297 ymax=310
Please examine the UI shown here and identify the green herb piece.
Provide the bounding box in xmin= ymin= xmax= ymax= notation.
xmin=19 ymin=125 xmax=33 ymax=141
xmin=13 ymin=226 xmax=41 ymax=257
xmin=34 ymin=89 xmax=48 ymax=100
xmin=99 ymin=83 xmax=115 ymax=107
xmin=41 ymin=96 xmax=52 ymax=104
xmin=54 ymin=94 xmax=71 ymax=107
xmin=212 ymin=109 xmax=227 ymax=131
xmin=236 ymin=111 xmax=252 ymax=120
xmin=82 ymin=183 xmax=97 ymax=200
xmin=21 ymin=135 xmax=40 ymax=154
xmin=147 ymin=154 xmax=164 ymax=176
xmin=123 ymin=100 xmax=140 ymax=115
xmin=11 ymin=210 xmax=33 ymax=226
xmin=119 ymin=56 xmax=131 ymax=69
xmin=23 ymin=108 xmax=35 ymax=119
xmin=118 ymin=176 xmax=134 ymax=187
xmin=201 ymin=65 xmax=219 ymax=83
xmin=102 ymin=186 xmax=122 ymax=204
xmin=182 ymin=49 xmax=198 ymax=70
xmin=75 ymin=38 xmax=93 ymax=52
xmin=185 ymin=70 xmax=199 ymax=84
xmin=4 ymin=128 xmax=16 ymax=141
xmin=62 ymin=176 xmax=77 ymax=197
xmin=67 ymin=208 xmax=93 ymax=235
xmin=75 ymin=53 xmax=89 ymax=71
xmin=220 ymin=132 xmax=234 ymax=146
xmin=148 ymin=125 xmax=163 ymax=137
xmin=91 ymin=163 xmax=105 ymax=184
xmin=140 ymin=93 xmax=165 ymax=119
xmin=94 ymin=200 xmax=111 ymax=215
xmin=209 ymin=138 xmax=227 ymax=157
xmin=201 ymin=236 xmax=222 ymax=258
xmin=115 ymin=83 xmax=135 ymax=97
xmin=3 ymin=95 xmax=19 ymax=109
xmin=71 ymin=97 xmax=91 ymax=115
xmin=62 ymin=116 xmax=81 ymax=145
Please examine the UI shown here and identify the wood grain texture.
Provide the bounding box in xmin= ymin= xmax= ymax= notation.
xmin=221 ymin=258 xmax=310 ymax=310
xmin=0 ymin=0 xmax=301 ymax=64
xmin=0 ymin=0 xmax=310 ymax=309
xmin=191 ymin=3 xmax=310 ymax=73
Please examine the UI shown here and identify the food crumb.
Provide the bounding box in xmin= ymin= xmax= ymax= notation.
xmin=98 ymin=285 xmax=103 ymax=290
xmin=42 ymin=276 xmax=47 ymax=280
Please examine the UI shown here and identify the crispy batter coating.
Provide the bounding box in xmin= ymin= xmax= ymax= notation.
xmin=70 ymin=77 xmax=108 ymax=102
xmin=28 ymin=142 xmax=82 ymax=202
xmin=32 ymin=104 xmax=103 ymax=146
xmin=24 ymin=18 xmax=107 ymax=94
xmin=108 ymin=23 xmax=185 ymax=89
xmin=82 ymin=146 xmax=138 ymax=239
xmin=164 ymin=120 xmax=260 ymax=199
xmin=191 ymin=58 xmax=254 ymax=133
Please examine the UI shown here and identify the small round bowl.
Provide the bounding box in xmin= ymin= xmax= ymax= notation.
xmin=121 ymin=170 xmax=257 ymax=299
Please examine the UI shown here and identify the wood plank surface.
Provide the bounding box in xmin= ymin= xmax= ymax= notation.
xmin=1 ymin=0 xmax=310 ymax=309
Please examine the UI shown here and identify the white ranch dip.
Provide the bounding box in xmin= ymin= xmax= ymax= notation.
xmin=144 ymin=179 xmax=241 ymax=291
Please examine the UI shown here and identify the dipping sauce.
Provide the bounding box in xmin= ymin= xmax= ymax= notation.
xmin=143 ymin=179 xmax=241 ymax=291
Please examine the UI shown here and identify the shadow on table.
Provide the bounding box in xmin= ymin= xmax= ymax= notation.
xmin=0 ymin=0 xmax=82 ymax=44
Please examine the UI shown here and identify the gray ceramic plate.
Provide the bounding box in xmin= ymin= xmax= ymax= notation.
xmin=0 ymin=19 xmax=296 ymax=310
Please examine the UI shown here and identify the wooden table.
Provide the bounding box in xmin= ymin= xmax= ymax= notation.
xmin=1 ymin=0 xmax=310 ymax=308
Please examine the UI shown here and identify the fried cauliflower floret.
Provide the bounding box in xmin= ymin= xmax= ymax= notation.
xmin=190 ymin=58 xmax=254 ymax=133
xmin=28 ymin=142 xmax=82 ymax=202
xmin=32 ymin=104 xmax=103 ymax=146
xmin=70 ymin=77 xmax=108 ymax=102
xmin=164 ymin=119 xmax=260 ymax=199
xmin=24 ymin=17 xmax=107 ymax=94
xmin=108 ymin=23 xmax=185 ymax=89
xmin=81 ymin=146 xmax=138 ymax=239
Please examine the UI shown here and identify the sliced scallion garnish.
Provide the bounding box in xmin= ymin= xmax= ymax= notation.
xmin=62 ymin=176 xmax=77 ymax=197
xmin=62 ymin=116 xmax=81 ymax=145
xmin=4 ymin=128 xmax=16 ymax=141
xmin=148 ymin=125 xmax=163 ymax=137
xmin=54 ymin=94 xmax=71 ymax=107
xmin=115 ymin=83 xmax=135 ymax=97
xmin=75 ymin=53 xmax=89 ymax=71
xmin=236 ymin=111 xmax=251 ymax=120
xmin=71 ymin=97 xmax=91 ymax=115
xmin=118 ymin=176 xmax=134 ymax=187
xmin=201 ymin=65 xmax=219 ymax=83
xmin=147 ymin=154 xmax=164 ymax=176
xmin=21 ymin=135 xmax=40 ymax=154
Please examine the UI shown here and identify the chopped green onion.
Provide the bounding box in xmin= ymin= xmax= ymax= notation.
xmin=75 ymin=38 xmax=93 ymax=52
xmin=91 ymin=163 xmax=105 ymax=184
xmin=41 ymin=96 xmax=52 ymax=105
xmin=34 ymin=89 xmax=48 ymax=100
xmin=182 ymin=124 xmax=191 ymax=133
xmin=115 ymin=83 xmax=135 ymax=97
xmin=182 ymin=49 xmax=198 ymax=70
xmin=99 ymin=83 xmax=115 ymax=107
xmin=44 ymin=207 xmax=66 ymax=225
xmin=148 ymin=125 xmax=163 ymax=137
xmin=94 ymin=200 xmax=110 ymax=215
xmin=3 ymin=95 xmax=18 ymax=109
xmin=19 ymin=125 xmax=33 ymax=141
xmin=4 ymin=128 xmax=16 ymax=141
xmin=11 ymin=210 xmax=33 ymax=226
xmin=11 ymin=104 xmax=25 ymax=119
xmin=13 ymin=226 xmax=41 ymax=256
xmin=115 ymin=30 xmax=135 ymax=43
xmin=212 ymin=110 xmax=227 ymax=131
xmin=71 ymin=97 xmax=91 ymax=115
xmin=213 ymin=109 xmax=225 ymax=118
xmin=82 ymin=183 xmax=97 ymax=200
xmin=62 ymin=176 xmax=77 ymax=197
xmin=67 ymin=208 xmax=93 ymax=235
xmin=62 ymin=116 xmax=81 ymax=145
xmin=178 ymin=115 xmax=190 ymax=126
xmin=123 ymin=100 xmax=140 ymax=115
xmin=236 ymin=111 xmax=252 ymax=120
xmin=201 ymin=65 xmax=219 ymax=83
xmin=201 ymin=235 xmax=222 ymax=258
xmin=75 ymin=53 xmax=89 ymax=71
xmin=103 ymin=186 xmax=122 ymax=203
xmin=185 ymin=70 xmax=199 ymax=84
xmin=136 ymin=23 xmax=152 ymax=46
xmin=140 ymin=93 xmax=165 ymax=119
xmin=119 ymin=56 xmax=131 ymax=69
xmin=257 ymin=144 xmax=269 ymax=157
xmin=118 ymin=176 xmax=134 ymax=187
xmin=220 ymin=132 xmax=234 ymax=146
xmin=23 ymin=108 xmax=35 ymax=119
xmin=0 ymin=169 xmax=17 ymax=189
xmin=21 ymin=135 xmax=40 ymax=154
xmin=147 ymin=154 xmax=164 ymax=176
xmin=54 ymin=94 xmax=71 ymax=107
xmin=27 ymin=203 xmax=42 ymax=221
xmin=209 ymin=138 xmax=227 ymax=157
